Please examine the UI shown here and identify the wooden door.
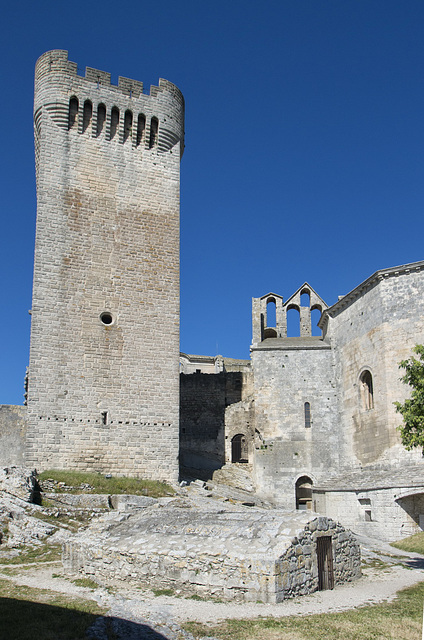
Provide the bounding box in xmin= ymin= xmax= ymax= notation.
xmin=317 ymin=536 xmax=334 ymax=590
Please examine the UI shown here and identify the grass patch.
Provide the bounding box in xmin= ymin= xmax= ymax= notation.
xmin=361 ymin=558 xmax=391 ymax=571
xmin=391 ymin=532 xmax=424 ymax=555
xmin=38 ymin=470 xmax=174 ymax=498
xmin=71 ymin=577 xmax=99 ymax=590
xmin=0 ymin=578 xmax=107 ymax=640
xmin=152 ymin=588 xmax=175 ymax=597
xmin=0 ymin=544 xmax=61 ymax=566
xmin=183 ymin=581 xmax=424 ymax=640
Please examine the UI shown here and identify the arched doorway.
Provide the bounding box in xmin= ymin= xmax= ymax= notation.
xmin=231 ymin=434 xmax=248 ymax=463
xmin=295 ymin=476 xmax=313 ymax=510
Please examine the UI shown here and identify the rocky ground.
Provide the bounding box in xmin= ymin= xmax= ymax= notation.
xmin=1 ymin=467 xmax=424 ymax=640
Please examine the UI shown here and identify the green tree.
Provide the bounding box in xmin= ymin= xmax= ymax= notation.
xmin=394 ymin=344 xmax=424 ymax=452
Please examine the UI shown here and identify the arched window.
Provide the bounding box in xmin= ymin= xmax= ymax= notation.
xmin=304 ymin=402 xmax=311 ymax=428
xmin=136 ymin=114 xmax=146 ymax=147
xmin=266 ymin=298 xmax=276 ymax=327
xmin=296 ymin=476 xmax=313 ymax=510
xmin=300 ymin=290 xmax=310 ymax=307
xmin=110 ymin=107 xmax=119 ymax=140
xmin=360 ymin=370 xmax=374 ymax=410
xmin=96 ymin=103 xmax=106 ymax=137
xmin=231 ymin=434 xmax=248 ymax=463
xmin=286 ymin=305 xmax=300 ymax=337
xmin=82 ymin=100 xmax=92 ymax=134
xmin=124 ymin=110 xmax=133 ymax=143
xmin=311 ymin=305 xmax=322 ymax=337
xmin=149 ymin=116 xmax=158 ymax=148
xmin=263 ymin=297 xmax=277 ymax=338
xmin=68 ymin=97 xmax=79 ymax=130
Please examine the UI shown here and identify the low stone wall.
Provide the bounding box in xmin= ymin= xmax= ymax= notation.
xmin=63 ymin=501 xmax=361 ymax=603
xmin=314 ymin=483 xmax=424 ymax=542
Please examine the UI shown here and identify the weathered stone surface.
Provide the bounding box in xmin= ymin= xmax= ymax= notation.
xmin=63 ymin=497 xmax=361 ymax=603
xmin=27 ymin=50 xmax=184 ymax=482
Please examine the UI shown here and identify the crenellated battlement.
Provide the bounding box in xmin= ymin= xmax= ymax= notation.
xmin=34 ymin=50 xmax=184 ymax=160
xmin=35 ymin=50 xmax=184 ymax=104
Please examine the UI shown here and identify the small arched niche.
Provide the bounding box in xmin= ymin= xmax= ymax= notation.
xmin=110 ymin=107 xmax=119 ymax=140
xmin=68 ymin=97 xmax=79 ymax=130
xmin=360 ymin=370 xmax=374 ymax=410
xmin=124 ymin=110 xmax=133 ymax=143
xmin=136 ymin=114 xmax=146 ymax=147
xmin=149 ymin=116 xmax=158 ymax=148
xmin=82 ymin=100 xmax=92 ymax=134
xmin=96 ymin=103 xmax=106 ymax=137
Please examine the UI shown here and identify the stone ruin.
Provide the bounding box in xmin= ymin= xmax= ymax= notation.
xmin=63 ymin=496 xmax=361 ymax=603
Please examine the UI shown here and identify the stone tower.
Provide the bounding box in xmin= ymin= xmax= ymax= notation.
xmin=27 ymin=50 xmax=184 ymax=481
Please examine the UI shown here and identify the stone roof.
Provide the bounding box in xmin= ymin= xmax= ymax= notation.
xmin=314 ymin=465 xmax=424 ymax=492
xmin=319 ymin=259 xmax=424 ymax=327
xmin=74 ymin=497 xmax=330 ymax=559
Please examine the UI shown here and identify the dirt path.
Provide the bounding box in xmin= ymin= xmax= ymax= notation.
xmin=1 ymin=545 xmax=424 ymax=632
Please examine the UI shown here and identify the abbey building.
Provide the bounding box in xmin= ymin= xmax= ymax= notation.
xmin=0 ymin=51 xmax=423 ymax=542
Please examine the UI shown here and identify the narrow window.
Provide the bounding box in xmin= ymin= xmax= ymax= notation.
xmin=124 ymin=110 xmax=133 ymax=143
xmin=101 ymin=411 xmax=108 ymax=426
xmin=96 ymin=103 xmax=106 ymax=137
xmin=149 ymin=116 xmax=158 ymax=148
xmin=110 ymin=107 xmax=119 ymax=140
xmin=68 ymin=97 xmax=79 ymax=130
xmin=136 ymin=114 xmax=146 ymax=146
xmin=360 ymin=370 xmax=374 ymax=410
xmin=304 ymin=402 xmax=311 ymax=428
xmin=82 ymin=100 xmax=92 ymax=134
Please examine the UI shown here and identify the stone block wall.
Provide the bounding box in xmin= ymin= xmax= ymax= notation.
xmin=180 ymin=369 xmax=252 ymax=475
xmin=326 ymin=265 xmax=424 ymax=470
xmin=0 ymin=406 xmax=27 ymax=467
xmin=251 ymin=341 xmax=341 ymax=507
xmin=27 ymin=51 xmax=184 ymax=481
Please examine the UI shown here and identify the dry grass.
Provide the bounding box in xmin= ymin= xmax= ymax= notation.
xmin=391 ymin=532 xmax=424 ymax=556
xmin=184 ymin=581 xmax=424 ymax=640
xmin=0 ymin=543 xmax=62 ymax=565
xmin=38 ymin=469 xmax=174 ymax=498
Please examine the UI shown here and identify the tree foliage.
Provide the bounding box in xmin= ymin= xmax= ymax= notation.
xmin=394 ymin=344 xmax=424 ymax=452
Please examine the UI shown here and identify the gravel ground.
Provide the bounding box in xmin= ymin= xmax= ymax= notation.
xmin=1 ymin=536 xmax=424 ymax=640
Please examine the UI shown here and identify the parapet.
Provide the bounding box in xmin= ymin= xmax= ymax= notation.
xmin=34 ymin=50 xmax=184 ymax=105
xmin=34 ymin=50 xmax=185 ymax=158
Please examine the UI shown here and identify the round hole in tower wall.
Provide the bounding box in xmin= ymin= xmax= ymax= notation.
xmin=100 ymin=312 xmax=114 ymax=326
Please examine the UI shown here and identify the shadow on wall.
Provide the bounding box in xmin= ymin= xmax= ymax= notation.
xmin=396 ymin=492 xmax=424 ymax=530
xmin=179 ymin=371 xmax=244 ymax=480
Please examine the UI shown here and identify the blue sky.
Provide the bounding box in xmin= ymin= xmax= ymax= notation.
xmin=1 ymin=1 xmax=424 ymax=404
